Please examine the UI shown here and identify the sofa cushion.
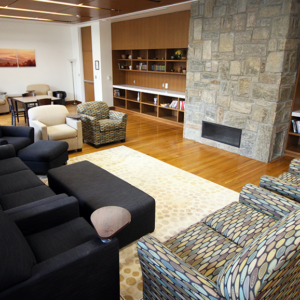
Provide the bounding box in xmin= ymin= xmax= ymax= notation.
xmin=217 ymin=208 xmax=300 ymax=300
xmin=0 ymin=157 xmax=29 ymax=176
xmin=18 ymin=140 xmax=68 ymax=162
xmin=2 ymin=136 xmax=32 ymax=153
xmin=0 ymin=99 xmax=5 ymax=106
xmin=0 ymin=170 xmax=44 ymax=197
xmin=202 ymin=202 xmax=277 ymax=248
xmin=26 ymin=217 xmax=98 ymax=263
xmin=0 ymin=211 xmax=36 ymax=292
xmin=47 ymin=124 xmax=77 ymax=140
xmin=0 ymin=186 xmax=55 ymax=210
xmin=99 ymin=119 xmax=124 ymax=132
xmin=164 ymin=221 xmax=242 ymax=282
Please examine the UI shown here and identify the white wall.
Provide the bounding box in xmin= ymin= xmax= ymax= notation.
xmin=0 ymin=19 xmax=75 ymax=100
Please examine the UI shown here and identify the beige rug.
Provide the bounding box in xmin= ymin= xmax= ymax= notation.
xmin=61 ymin=146 xmax=238 ymax=299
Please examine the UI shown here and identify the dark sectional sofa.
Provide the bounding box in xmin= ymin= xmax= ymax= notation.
xmin=0 ymin=144 xmax=120 ymax=299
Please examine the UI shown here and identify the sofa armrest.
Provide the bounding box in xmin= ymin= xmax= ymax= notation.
xmin=0 ymin=138 xmax=8 ymax=145
xmin=289 ymin=158 xmax=300 ymax=176
xmin=30 ymin=120 xmax=48 ymax=141
xmin=0 ymin=126 xmax=34 ymax=143
xmin=240 ymin=183 xmax=300 ymax=220
xmin=260 ymin=175 xmax=300 ymax=203
xmin=0 ymin=238 xmax=120 ymax=300
xmin=109 ymin=110 xmax=128 ymax=123
xmin=0 ymin=144 xmax=16 ymax=160
xmin=137 ymin=235 xmax=221 ymax=300
xmin=5 ymin=194 xmax=79 ymax=235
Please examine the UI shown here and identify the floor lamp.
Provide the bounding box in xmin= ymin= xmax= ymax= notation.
xmin=68 ymin=59 xmax=77 ymax=105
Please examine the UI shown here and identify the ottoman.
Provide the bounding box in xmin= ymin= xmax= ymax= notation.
xmin=18 ymin=140 xmax=69 ymax=175
xmin=48 ymin=161 xmax=155 ymax=248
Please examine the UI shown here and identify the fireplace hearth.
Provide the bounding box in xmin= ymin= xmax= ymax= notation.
xmin=202 ymin=121 xmax=242 ymax=148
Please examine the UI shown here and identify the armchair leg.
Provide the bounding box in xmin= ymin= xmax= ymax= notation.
xmin=77 ymin=149 xmax=82 ymax=152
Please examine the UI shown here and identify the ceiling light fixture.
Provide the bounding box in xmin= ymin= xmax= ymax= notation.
xmin=0 ymin=6 xmax=74 ymax=16
xmin=0 ymin=14 xmax=53 ymax=21
xmin=34 ymin=0 xmax=101 ymax=9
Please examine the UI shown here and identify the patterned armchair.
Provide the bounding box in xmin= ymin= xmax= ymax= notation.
xmin=137 ymin=184 xmax=300 ymax=300
xmin=260 ymin=158 xmax=300 ymax=202
xmin=77 ymin=102 xmax=127 ymax=148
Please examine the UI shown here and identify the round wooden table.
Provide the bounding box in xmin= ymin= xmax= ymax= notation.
xmin=91 ymin=206 xmax=131 ymax=243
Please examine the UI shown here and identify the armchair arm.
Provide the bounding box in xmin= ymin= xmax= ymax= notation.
xmin=0 ymin=126 xmax=34 ymax=143
xmin=137 ymin=235 xmax=222 ymax=300
xmin=240 ymin=183 xmax=300 ymax=220
xmin=66 ymin=118 xmax=83 ymax=149
xmin=5 ymin=195 xmax=79 ymax=235
xmin=30 ymin=120 xmax=48 ymax=141
xmin=0 ymin=144 xmax=16 ymax=160
xmin=109 ymin=110 xmax=128 ymax=123
xmin=260 ymin=175 xmax=300 ymax=203
xmin=0 ymin=138 xmax=8 ymax=145
xmin=289 ymin=158 xmax=300 ymax=176
xmin=0 ymin=238 xmax=120 ymax=300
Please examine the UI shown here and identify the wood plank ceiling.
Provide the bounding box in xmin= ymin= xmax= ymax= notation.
xmin=0 ymin=0 xmax=191 ymax=23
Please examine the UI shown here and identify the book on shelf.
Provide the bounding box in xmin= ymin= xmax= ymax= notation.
xmin=114 ymin=89 xmax=120 ymax=97
xmin=297 ymin=120 xmax=300 ymax=134
xmin=179 ymin=100 xmax=185 ymax=111
xmin=169 ymin=100 xmax=178 ymax=109
xmin=292 ymin=120 xmax=297 ymax=133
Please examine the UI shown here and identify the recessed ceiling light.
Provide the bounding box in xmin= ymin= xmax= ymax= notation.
xmin=34 ymin=0 xmax=100 ymax=9
xmin=0 ymin=6 xmax=74 ymax=16
xmin=0 ymin=14 xmax=53 ymax=21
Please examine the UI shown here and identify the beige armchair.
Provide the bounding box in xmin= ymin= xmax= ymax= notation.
xmin=27 ymin=84 xmax=53 ymax=96
xmin=0 ymin=93 xmax=9 ymax=114
xmin=28 ymin=105 xmax=83 ymax=151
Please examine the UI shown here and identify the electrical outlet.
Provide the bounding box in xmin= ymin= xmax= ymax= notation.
xmin=162 ymin=83 xmax=164 ymax=88
xmin=165 ymin=83 xmax=168 ymax=89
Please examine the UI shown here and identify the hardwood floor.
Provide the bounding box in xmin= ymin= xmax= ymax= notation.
xmin=0 ymin=103 xmax=294 ymax=193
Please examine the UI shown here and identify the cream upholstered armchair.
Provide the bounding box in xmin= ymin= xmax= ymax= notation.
xmin=27 ymin=84 xmax=53 ymax=96
xmin=0 ymin=93 xmax=9 ymax=114
xmin=28 ymin=105 xmax=83 ymax=151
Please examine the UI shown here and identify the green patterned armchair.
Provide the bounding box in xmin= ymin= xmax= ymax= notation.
xmin=260 ymin=158 xmax=300 ymax=202
xmin=137 ymin=184 xmax=300 ymax=300
xmin=77 ymin=102 xmax=127 ymax=148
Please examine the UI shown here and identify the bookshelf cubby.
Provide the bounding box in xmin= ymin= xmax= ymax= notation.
xmin=285 ymin=63 xmax=300 ymax=157
xmin=113 ymin=85 xmax=185 ymax=125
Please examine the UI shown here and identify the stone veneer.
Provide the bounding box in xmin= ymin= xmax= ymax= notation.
xmin=184 ymin=0 xmax=300 ymax=162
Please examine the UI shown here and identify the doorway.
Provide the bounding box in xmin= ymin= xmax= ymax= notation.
xmin=81 ymin=26 xmax=94 ymax=102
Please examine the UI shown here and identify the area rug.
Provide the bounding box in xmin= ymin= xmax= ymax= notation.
xmin=65 ymin=146 xmax=238 ymax=299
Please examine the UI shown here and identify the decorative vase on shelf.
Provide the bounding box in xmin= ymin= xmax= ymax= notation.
xmin=137 ymin=92 xmax=140 ymax=102
xmin=175 ymin=50 xmax=183 ymax=60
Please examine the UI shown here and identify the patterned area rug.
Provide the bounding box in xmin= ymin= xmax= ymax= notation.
xmin=63 ymin=146 xmax=238 ymax=299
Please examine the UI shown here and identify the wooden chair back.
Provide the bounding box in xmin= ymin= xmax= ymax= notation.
xmin=37 ymin=98 xmax=52 ymax=106
xmin=22 ymin=92 xmax=36 ymax=97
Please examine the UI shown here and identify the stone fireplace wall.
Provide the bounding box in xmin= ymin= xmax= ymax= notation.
xmin=184 ymin=0 xmax=300 ymax=162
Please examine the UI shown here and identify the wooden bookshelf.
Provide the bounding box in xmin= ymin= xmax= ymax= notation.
xmin=111 ymin=10 xmax=190 ymax=125
xmin=285 ymin=63 xmax=300 ymax=157
xmin=113 ymin=85 xmax=185 ymax=125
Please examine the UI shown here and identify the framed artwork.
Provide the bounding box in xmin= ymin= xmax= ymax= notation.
xmin=95 ymin=60 xmax=99 ymax=70
xmin=17 ymin=49 xmax=36 ymax=67
xmin=0 ymin=49 xmax=18 ymax=67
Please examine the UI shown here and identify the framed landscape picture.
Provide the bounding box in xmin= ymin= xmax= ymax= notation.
xmin=0 ymin=49 xmax=18 ymax=67
xmin=17 ymin=49 xmax=36 ymax=67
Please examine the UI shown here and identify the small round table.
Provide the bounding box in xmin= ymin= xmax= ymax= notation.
xmin=91 ymin=206 xmax=131 ymax=243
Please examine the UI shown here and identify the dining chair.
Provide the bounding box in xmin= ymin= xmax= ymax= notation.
xmin=7 ymin=98 xmax=26 ymax=126
xmin=37 ymin=98 xmax=52 ymax=106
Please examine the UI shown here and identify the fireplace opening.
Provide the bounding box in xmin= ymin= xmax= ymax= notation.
xmin=202 ymin=121 xmax=242 ymax=148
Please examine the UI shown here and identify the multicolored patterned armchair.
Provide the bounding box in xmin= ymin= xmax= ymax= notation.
xmin=137 ymin=184 xmax=300 ymax=300
xmin=77 ymin=102 xmax=127 ymax=148
xmin=260 ymin=158 xmax=300 ymax=202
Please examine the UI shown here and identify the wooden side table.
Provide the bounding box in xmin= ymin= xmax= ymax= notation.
xmin=91 ymin=206 xmax=131 ymax=243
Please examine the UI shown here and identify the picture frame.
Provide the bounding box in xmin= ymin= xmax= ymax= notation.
xmin=95 ymin=60 xmax=99 ymax=70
